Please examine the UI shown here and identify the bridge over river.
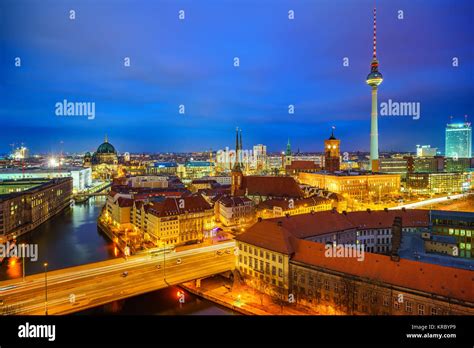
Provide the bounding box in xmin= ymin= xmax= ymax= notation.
xmin=0 ymin=241 xmax=235 ymax=315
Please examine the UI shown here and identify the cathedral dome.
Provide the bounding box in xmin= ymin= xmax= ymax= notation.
xmin=96 ymin=135 xmax=116 ymax=154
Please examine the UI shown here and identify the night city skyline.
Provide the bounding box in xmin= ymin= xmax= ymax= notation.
xmin=1 ymin=0 xmax=473 ymax=154
xmin=1 ymin=2 xmax=474 ymax=345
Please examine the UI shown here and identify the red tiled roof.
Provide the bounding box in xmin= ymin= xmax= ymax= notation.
xmin=292 ymin=239 xmax=473 ymax=303
xmin=198 ymin=187 xmax=231 ymax=197
xmin=235 ymin=220 xmax=295 ymax=254
xmin=242 ymin=176 xmax=304 ymax=198
xmin=117 ymin=197 xmax=133 ymax=207
xmin=267 ymin=210 xmax=354 ymax=238
xmin=345 ymin=209 xmax=429 ymax=230
xmin=262 ymin=209 xmax=430 ymax=239
xmin=148 ymin=195 xmax=212 ymax=217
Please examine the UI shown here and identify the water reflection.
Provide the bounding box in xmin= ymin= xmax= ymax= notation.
xmin=0 ymin=197 xmax=115 ymax=280
xmin=0 ymin=196 xmax=236 ymax=315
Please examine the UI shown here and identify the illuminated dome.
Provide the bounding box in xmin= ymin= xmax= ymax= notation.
xmin=96 ymin=135 xmax=116 ymax=154
xmin=97 ymin=142 xmax=116 ymax=154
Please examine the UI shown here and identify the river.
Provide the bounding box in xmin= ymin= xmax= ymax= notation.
xmin=0 ymin=197 xmax=235 ymax=315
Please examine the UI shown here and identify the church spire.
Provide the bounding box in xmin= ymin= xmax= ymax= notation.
xmin=104 ymin=134 xmax=108 ymax=143
xmin=233 ymin=127 xmax=242 ymax=171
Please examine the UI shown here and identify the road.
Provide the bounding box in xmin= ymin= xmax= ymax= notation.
xmin=0 ymin=241 xmax=236 ymax=315
xmin=388 ymin=193 xmax=469 ymax=210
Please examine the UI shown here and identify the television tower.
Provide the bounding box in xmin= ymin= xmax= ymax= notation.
xmin=366 ymin=6 xmax=383 ymax=172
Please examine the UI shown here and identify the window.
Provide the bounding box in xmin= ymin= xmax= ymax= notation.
xmin=393 ymin=299 xmax=400 ymax=310
xmin=272 ymin=266 xmax=276 ymax=276
xmin=265 ymin=252 xmax=269 ymax=260
xmin=431 ymin=307 xmax=438 ymax=315
xmin=260 ymin=250 xmax=263 ymax=257
xmin=405 ymin=301 xmax=412 ymax=313
xmin=324 ymin=280 xmax=330 ymax=291
xmin=278 ymin=268 xmax=283 ymax=277
xmin=278 ymin=255 xmax=283 ymax=263
xmin=383 ymin=297 xmax=389 ymax=307
xmin=272 ymin=254 xmax=276 ymax=262
xmin=418 ymin=304 xmax=425 ymax=315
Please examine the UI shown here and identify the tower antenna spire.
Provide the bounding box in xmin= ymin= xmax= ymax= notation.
xmin=373 ymin=7 xmax=377 ymax=59
xmin=366 ymin=4 xmax=383 ymax=172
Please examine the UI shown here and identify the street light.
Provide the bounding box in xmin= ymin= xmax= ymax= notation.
xmin=44 ymin=262 xmax=48 ymax=315
xmin=21 ymin=243 xmax=25 ymax=282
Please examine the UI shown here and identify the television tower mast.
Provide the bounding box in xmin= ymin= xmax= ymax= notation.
xmin=366 ymin=6 xmax=383 ymax=172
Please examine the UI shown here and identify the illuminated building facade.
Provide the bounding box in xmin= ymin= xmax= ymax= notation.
xmin=298 ymin=172 xmax=400 ymax=201
xmin=179 ymin=161 xmax=215 ymax=180
xmin=104 ymin=192 xmax=214 ymax=247
xmin=256 ymin=196 xmax=332 ymax=219
xmin=0 ymin=178 xmax=73 ymax=240
xmin=431 ymin=210 xmax=473 ymax=259
xmin=11 ymin=146 xmax=29 ymax=160
xmin=236 ymin=210 xmax=473 ymax=315
xmin=139 ymin=195 xmax=215 ymax=246
xmin=215 ymin=195 xmax=255 ymax=227
xmin=0 ymin=167 xmax=92 ymax=192
xmin=406 ymin=172 xmax=471 ymax=195
xmin=146 ymin=162 xmax=178 ymax=176
xmin=445 ymin=122 xmax=472 ymax=158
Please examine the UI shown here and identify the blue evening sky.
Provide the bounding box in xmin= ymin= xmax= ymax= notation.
xmin=1 ymin=0 xmax=473 ymax=154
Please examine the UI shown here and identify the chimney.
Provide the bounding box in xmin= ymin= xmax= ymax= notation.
xmin=277 ymin=221 xmax=283 ymax=227
xmin=384 ymin=208 xmax=388 ymax=212
xmin=366 ymin=208 xmax=371 ymax=213
xmin=342 ymin=210 xmax=347 ymax=215
xmin=258 ymin=217 xmax=262 ymax=222
xmin=390 ymin=216 xmax=402 ymax=262
xmin=285 ymin=213 xmax=290 ymax=218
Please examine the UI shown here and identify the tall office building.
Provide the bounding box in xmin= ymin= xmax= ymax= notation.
xmin=445 ymin=122 xmax=472 ymax=158
xmin=366 ymin=7 xmax=383 ymax=172
xmin=253 ymin=144 xmax=267 ymax=171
